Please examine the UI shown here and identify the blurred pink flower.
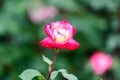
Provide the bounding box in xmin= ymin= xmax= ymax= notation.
xmin=90 ymin=51 xmax=113 ymax=75
xmin=28 ymin=6 xmax=58 ymax=24
xmin=39 ymin=20 xmax=80 ymax=50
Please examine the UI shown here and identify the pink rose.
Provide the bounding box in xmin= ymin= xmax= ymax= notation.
xmin=90 ymin=51 xmax=113 ymax=75
xmin=28 ymin=6 xmax=58 ymax=24
xmin=39 ymin=20 xmax=80 ymax=50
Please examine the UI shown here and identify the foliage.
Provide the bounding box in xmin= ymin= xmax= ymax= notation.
xmin=19 ymin=69 xmax=44 ymax=80
xmin=19 ymin=56 xmax=78 ymax=80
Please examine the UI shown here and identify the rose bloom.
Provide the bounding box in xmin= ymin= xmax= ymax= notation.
xmin=28 ymin=6 xmax=58 ymax=24
xmin=39 ymin=20 xmax=80 ymax=50
xmin=90 ymin=51 xmax=113 ymax=75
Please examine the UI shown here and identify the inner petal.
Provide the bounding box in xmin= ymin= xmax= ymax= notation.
xmin=53 ymin=30 xmax=66 ymax=42
xmin=58 ymin=29 xmax=70 ymax=40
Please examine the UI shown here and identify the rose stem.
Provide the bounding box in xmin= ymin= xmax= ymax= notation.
xmin=46 ymin=49 xmax=59 ymax=80
xmin=98 ymin=75 xmax=103 ymax=80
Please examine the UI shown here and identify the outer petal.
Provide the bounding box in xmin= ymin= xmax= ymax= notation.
xmin=66 ymin=39 xmax=80 ymax=50
xmin=39 ymin=37 xmax=69 ymax=49
xmin=39 ymin=37 xmax=54 ymax=49
xmin=44 ymin=24 xmax=55 ymax=40
xmin=60 ymin=20 xmax=73 ymax=29
xmin=60 ymin=20 xmax=69 ymax=24
xmin=72 ymin=27 xmax=76 ymax=37
xmin=51 ymin=41 xmax=69 ymax=49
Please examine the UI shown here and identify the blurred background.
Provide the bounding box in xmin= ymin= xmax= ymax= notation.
xmin=0 ymin=0 xmax=120 ymax=80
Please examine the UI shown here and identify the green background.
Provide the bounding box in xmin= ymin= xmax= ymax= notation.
xmin=0 ymin=0 xmax=120 ymax=80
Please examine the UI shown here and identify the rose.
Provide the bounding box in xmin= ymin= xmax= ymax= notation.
xmin=28 ymin=6 xmax=58 ymax=24
xmin=90 ymin=51 xmax=113 ymax=75
xmin=39 ymin=20 xmax=80 ymax=50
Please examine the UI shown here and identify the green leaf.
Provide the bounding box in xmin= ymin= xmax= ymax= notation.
xmin=58 ymin=69 xmax=68 ymax=73
xmin=59 ymin=69 xmax=78 ymax=80
xmin=37 ymin=75 xmax=45 ymax=80
xmin=19 ymin=69 xmax=44 ymax=80
xmin=42 ymin=55 xmax=52 ymax=65
xmin=50 ymin=69 xmax=78 ymax=80
xmin=50 ymin=71 xmax=59 ymax=80
xmin=62 ymin=73 xmax=78 ymax=80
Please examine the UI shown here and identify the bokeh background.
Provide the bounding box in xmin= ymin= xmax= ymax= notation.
xmin=0 ymin=0 xmax=120 ymax=80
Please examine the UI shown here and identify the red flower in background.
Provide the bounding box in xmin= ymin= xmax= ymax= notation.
xmin=90 ymin=51 xmax=113 ymax=75
xmin=39 ymin=20 xmax=80 ymax=50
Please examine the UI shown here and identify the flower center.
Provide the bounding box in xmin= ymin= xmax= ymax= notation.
xmin=53 ymin=29 xmax=70 ymax=42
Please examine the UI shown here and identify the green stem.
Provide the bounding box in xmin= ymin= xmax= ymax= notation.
xmin=98 ymin=75 xmax=103 ymax=80
xmin=46 ymin=49 xmax=59 ymax=80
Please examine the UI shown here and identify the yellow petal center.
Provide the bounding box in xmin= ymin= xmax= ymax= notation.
xmin=55 ymin=30 xmax=70 ymax=42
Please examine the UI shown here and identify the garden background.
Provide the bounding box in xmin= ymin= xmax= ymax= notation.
xmin=0 ymin=0 xmax=120 ymax=80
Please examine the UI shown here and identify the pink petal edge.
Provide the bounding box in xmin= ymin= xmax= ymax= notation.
xmin=39 ymin=37 xmax=54 ymax=49
xmin=72 ymin=27 xmax=76 ymax=37
xmin=60 ymin=20 xmax=76 ymax=38
xmin=66 ymin=39 xmax=80 ymax=50
xmin=52 ymin=42 xmax=69 ymax=49
xmin=44 ymin=25 xmax=55 ymax=40
xmin=39 ymin=37 xmax=69 ymax=49
xmin=60 ymin=20 xmax=69 ymax=24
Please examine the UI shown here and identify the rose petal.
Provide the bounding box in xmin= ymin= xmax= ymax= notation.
xmin=60 ymin=20 xmax=76 ymax=38
xmin=39 ymin=37 xmax=54 ymax=49
xmin=60 ymin=20 xmax=75 ymax=38
xmin=66 ymin=39 xmax=80 ymax=50
xmin=72 ymin=27 xmax=76 ymax=37
xmin=60 ymin=20 xmax=69 ymax=24
xmin=51 ymin=41 xmax=69 ymax=49
xmin=50 ymin=22 xmax=60 ymax=29
xmin=60 ymin=20 xmax=72 ymax=29
xmin=39 ymin=37 xmax=69 ymax=49
xmin=45 ymin=25 xmax=55 ymax=40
